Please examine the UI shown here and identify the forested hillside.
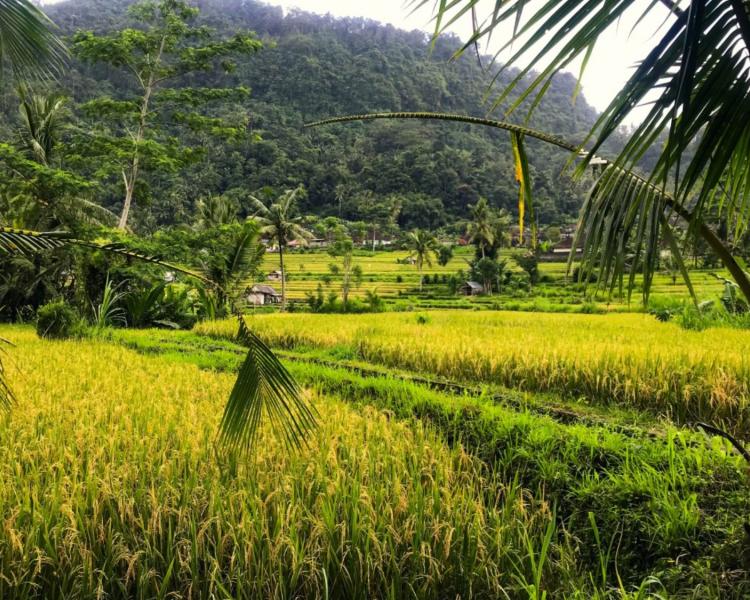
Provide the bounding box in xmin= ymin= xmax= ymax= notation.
xmin=22 ymin=0 xmax=601 ymax=230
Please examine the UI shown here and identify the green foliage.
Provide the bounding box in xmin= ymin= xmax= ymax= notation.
xmin=91 ymin=276 xmax=126 ymax=329
xmin=34 ymin=0 xmax=599 ymax=231
xmin=198 ymin=220 xmax=265 ymax=311
xmin=437 ymin=244 xmax=454 ymax=267
xmin=514 ymin=251 xmax=540 ymax=286
xmin=470 ymin=257 xmax=508 ymax=294
xmin=36 ymin=299 xmax=81 ymax=339
xmin=123 ymin=282 xmax=166 ymax=328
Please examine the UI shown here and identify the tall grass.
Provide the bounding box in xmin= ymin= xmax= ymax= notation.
xmin=0 ymin=326 xmax=615 ymax=599
xmin=196 ymin=311 xmax=750 ymax=434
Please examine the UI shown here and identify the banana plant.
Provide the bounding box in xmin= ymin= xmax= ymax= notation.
xmin=0 ymin=226 xmax=318 ymax=453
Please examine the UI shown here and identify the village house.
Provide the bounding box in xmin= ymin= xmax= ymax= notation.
xmin=246 ymin=284 xmax=281 ymax=306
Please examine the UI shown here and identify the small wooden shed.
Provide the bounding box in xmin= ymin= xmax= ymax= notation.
xmin=460 ymin=281 xmax=484 ymax=296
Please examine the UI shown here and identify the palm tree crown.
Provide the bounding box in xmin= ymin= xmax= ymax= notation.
xmin=406 ymin=229 xmax=438 ymax=291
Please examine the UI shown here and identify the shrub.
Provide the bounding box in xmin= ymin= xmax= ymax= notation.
xmin=36 ymin=300 xmax=82 ymax=339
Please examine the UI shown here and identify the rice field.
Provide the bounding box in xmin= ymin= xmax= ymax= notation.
xmin=0 ymin=327 xmax=566 ymax=598
xmin=2 ymin=322 xmax=750 ymax=597
xmin=260 ymin=247 xmax=726 ymax=306
xmin=196 ymin=311 xmax=750 ymax=434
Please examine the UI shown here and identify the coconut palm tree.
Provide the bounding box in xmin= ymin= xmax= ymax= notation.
xmin=251 ymin=187 xmax=310 ymax=311
xmin=466 ymin=197 xmax=494 ymax=259
xmin=193 ymin=194 xmax=239 ymax=230
xmin=199 ymin=219 xmax=265 ymax=311
xmin=406 ymin=229 xmax=438 ymax=291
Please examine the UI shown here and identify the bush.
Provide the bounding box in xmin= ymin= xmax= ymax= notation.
xmin=36 ymin=300 xmax=82 ymax=339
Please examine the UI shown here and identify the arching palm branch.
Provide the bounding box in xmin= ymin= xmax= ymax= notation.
xmin=308 ymin=112 xmax=747 ymax=304
xmin=0 ymin=0 xmax=67 ymax=82
xmin=406 ymin=0 xmax=750 ymax=296
xmin=0 ymin=226 xmax=317 ymax=454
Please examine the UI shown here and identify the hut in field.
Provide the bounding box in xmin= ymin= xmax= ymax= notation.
xmin=246 ymin=284 xmax=281 ymax=306
xmin=460 ymin=281 xmax=484 ymax=296
xmin=267 ymin=270 xmax=285 ymax=282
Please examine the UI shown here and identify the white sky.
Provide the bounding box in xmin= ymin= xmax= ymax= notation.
xmin=41 ymin=0 xmax=675 ymax=122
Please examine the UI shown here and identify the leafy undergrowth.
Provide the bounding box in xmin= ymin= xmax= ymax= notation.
xmin=196 ymin=312 xmax=750 ymax=437
xmin=101 ymin=326 xmax=750 ymax=597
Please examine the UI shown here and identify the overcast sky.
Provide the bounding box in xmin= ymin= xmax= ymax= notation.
xmin=41 ymin=0 xmax=672 ymax=122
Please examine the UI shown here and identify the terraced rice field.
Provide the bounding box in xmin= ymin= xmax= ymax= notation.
xmin=197 ymin=310 xmax=750 ymax=433
xmin=259 ymin=247 xmax=727 ymax=307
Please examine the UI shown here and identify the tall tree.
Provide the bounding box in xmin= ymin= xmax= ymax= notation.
xmin=251 ymin=186 xmax=310 ymax=311
xmin=406 ymin=229 xmax=438 ymax=291
xmin=328 ymin=231 xmax=362 ymax=307
xmin=72 ymin=0 xmax=262 ymax=229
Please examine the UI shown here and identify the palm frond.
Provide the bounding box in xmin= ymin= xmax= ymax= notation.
xmin=307 ymin=111 xmax=750 ymax=303
xmin=0 ymin=226 xmax=316 ymax=453
xmin=0 ymin=0 xmax=67 ymax=82
xmin=409 ymin=0 xmax=750 ymax=252
xmin=510 ymin=132 xmax=534 ymax=246
xmin=218 ymin=308 xmax=318 ymax=453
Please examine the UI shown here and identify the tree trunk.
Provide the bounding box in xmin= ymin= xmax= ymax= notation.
xmin=698 ymin=221 xmax=750 ymax=304
xmin=118 ymin=35 xmax=164 ymax=230
xmin=279 ymin=245 xmax=286 ymax=312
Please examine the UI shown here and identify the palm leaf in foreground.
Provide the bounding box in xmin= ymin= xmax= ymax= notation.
xmin=219 ymin=308 xmax=317 ymax=453
xmin=0 ymin=226 xmax=316 ymax=453
xmin=307 ymin=112 xmax=750 ymax=304
xmin=0 ymin=0 xmax=67 ymax=81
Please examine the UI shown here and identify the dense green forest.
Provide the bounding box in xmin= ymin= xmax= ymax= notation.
xmin=1 ymin=0 xmax=608 ymax=231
